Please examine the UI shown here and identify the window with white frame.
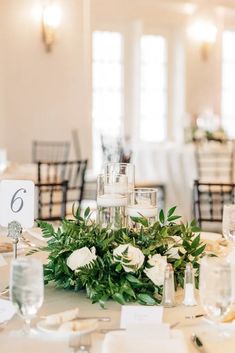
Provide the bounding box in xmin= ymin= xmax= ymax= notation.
xmin=92 ymin=31 xmax=124 ymax=172
xmin=222 ymin=30 xmax=235 ymax=138
xmin=140 ymin=35 xmax=167 ymax=142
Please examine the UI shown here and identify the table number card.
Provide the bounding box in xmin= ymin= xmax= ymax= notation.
xmin=0 ymin=180 xmax=35 ymax=229
xmin=120 ymin=305 xmax=163 ymax=329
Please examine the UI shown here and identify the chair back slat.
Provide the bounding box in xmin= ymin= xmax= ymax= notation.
xmin=37 ymin=160 xmax=87 ymax=215
xmin=35 ymin=180 xmax=68 ymax=221
xmin=193 ymin=179 xmax=235 ymax=231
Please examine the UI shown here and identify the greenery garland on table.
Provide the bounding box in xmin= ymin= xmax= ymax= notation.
xmin=32 ymin=207 xmax=205 ymax=307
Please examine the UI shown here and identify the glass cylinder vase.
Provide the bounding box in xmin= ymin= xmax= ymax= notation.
xmin=96 ymin=174 xmax=128 ymax=229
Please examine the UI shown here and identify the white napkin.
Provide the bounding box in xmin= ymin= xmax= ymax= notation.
xmin=102 ymin=329 xmax=189 ymax=353
xmin=0 ymin=299 xmax=16 ymax=324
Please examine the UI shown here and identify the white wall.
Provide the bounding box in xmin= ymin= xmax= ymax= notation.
xmin=0 ymin=0 xmax=92 ymax=163
xmin=0 ymin=0 xmax=235 ymax=163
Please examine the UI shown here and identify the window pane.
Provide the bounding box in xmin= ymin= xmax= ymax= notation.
xmin=222 ymin=31 xmax=235 ymax=138
xmin=92 ymin=31 xmax=123 ymax=172
xmin=140 ymin=35 xmax=167 ymax=142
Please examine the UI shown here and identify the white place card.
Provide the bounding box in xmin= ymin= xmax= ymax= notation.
xmin=0 ymin=180 xmax=35 ymax=229
xmin=120 ymin=305 xmax=163 ymax=329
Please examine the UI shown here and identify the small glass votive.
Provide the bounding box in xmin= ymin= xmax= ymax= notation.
xmin=96 ymin=174 xmax=128 ymax=229
xmin=127 ymin=188 xmax=158 ymax=227
xmin=103 ymin=163 xmax=135 ymax=191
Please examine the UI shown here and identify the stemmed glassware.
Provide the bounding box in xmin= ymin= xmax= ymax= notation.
xmin=10 ymin=257 xmax=44 ymax=335
xmin=199 ymin=256 xmax=232 ymax=336
xmin=222 ymin=204 xmax=235 ymax=244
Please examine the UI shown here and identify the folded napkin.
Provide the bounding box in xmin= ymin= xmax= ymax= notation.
xmin=102 ymin=328 xmax=189 ymax=353
xmin=44 ymin=308 xmax=80 ymax=326
xmin=0 ymin=299 xmax=16 ymax=324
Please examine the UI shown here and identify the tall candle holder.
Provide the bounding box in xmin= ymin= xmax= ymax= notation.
xmin=96 ymin=174 xmax=128 ymax=229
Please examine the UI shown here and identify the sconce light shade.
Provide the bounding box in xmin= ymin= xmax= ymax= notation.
xmin=187 ymin=20 xmax=217 ymax=61
xmin=42 ymin=4 xmax=62 ymax=52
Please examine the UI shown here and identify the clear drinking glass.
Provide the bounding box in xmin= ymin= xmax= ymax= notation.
xmin=10 ymin=257 xmax=44 ymax=335
xmin=199 ymin=256 xmax=232 ymax=330
xmin=96 ymin=174 xmax=128 ymax=229
xmin=127 ymin=188 xmax=158 ymax=227
xmin=103 ymin=163 xmax=135 ymax=191
xmin=222 ymin=204 xmax=235 ymax=244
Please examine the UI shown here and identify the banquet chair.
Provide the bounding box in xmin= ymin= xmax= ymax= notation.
xmin=193 ymin=179 xmax=235 ymax=231
xmin=195 ymin=141 xmax=234 ymax=183
xmin=32 ymin=140 xmax=70 ymax=163
xmin=35 ymin=180 xmax=68 ymax=221
xmin=37 ymin=159 xmax=88 ymax=214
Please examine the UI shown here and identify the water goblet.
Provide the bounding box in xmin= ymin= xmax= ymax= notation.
xmin=199 ymin=256 xmax=232 ymax=337
xmin=10 ymin=257 xmax=44 ymax=335
xmin=222 ymin=204 xmax=235 ymax=244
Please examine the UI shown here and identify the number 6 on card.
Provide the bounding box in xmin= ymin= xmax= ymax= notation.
xmin=0 ymin=180 xmax=35 ymax=228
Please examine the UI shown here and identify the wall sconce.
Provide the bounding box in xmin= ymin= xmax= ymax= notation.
xmin=42 ymin=3 xmax=62 ymax=52
xmin=187 ymin=20 xmax=217 ymax=61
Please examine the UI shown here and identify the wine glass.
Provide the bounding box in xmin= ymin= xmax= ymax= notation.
xmin=199 ymin=256 xmax=232 ymax=336
xmin=10 ymin=257 xmax=44 ymax=335
xmin=222 ymin=204 xmax=235 ymax=244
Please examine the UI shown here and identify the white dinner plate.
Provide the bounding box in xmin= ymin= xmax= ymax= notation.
xmin=0 ymin=299 xmax=16 ymax=324
xmin=37 ymin=319 xmax=98 ymax=339
xmin=203 ymin=316 xmax=235 ymax=329
xmin=200 ymin=232 xmax=222 ymax=241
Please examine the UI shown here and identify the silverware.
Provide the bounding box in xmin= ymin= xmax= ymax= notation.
xmin=41 ymin=315 xmax=110 ymax=322
xmin=186 ymin=314 xmax=204 ymax=319
xmin=191 ymin=333 xmax=207 ymax=353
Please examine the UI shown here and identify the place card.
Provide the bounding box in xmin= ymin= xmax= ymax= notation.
xmin=0 ymin=180 xmax=35 ymax=229
xmin=120 ymin=305 xmax=163 ymax=329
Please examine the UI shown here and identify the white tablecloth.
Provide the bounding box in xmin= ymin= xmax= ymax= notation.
xmin=133 ymin=143 xmax=197 ymax=221
xmin=1 ymin=235 xmax=235 ymax=353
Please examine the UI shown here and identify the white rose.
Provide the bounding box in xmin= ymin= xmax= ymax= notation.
xmin=113 ymin=244 xmax=145 ymax=273
xmin=67 ymin=246 xmax=97 ymax=271
xmin=144 ymin=254 xmax=167 ymax=286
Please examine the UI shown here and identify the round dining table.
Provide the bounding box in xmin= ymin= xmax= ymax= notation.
xmin=1 ymin=233 xmax=235 ymax=353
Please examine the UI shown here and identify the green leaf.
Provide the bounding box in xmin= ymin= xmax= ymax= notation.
xmin=113 ymin=293 xmax=126 ymax=305
xmin=167 ymin=206 xmax=177 ymax=218
xmin=159 ymin=209 xmax=165 ymax=224
xmin=126 ymin=274 xmax=143 ymax=286
xmin=167 ymin=215 xmax=181 ymax=222
xmin=84 ymin=207 xmax=91 ymax=218
xmin=137 ymin=293 xmax=156 ymax=305
xmin=191 ymin=244 xmax=206 ymax=257
xmin=191 ymin=235 xmax=200 ymax=248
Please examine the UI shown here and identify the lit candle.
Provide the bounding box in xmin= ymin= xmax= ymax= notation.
xmin=127 ymin=205 xmax=158 ymax=218
xmin=97 ymin=194 xmax=127 ymax=207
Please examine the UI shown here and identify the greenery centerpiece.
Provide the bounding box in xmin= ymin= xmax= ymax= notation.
xmin=33 ymin=207 xmax=205 ymax=306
